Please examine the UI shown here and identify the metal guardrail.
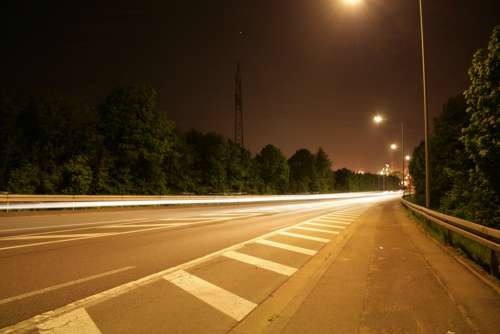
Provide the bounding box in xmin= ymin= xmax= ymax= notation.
xmin=0 ymin=191 xmax=398 ymax=211
xmin=401 ymin=198 xmax=500 ymax=278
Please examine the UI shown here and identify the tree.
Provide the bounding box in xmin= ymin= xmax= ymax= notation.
xmin=226 ymin=141 xmax=258 ymax=194
xmin=288 ymin=149 xmax=317 ymax=193
xmin=184 ymin=130 xmax=229 ymax=194
xmin=98 ymin=84 xmax=175 ymax=194
xmin=315 ymin=148 xmax=334 ymax=193
xmin=461 ymin=25 xmax=500 ymax=226
xmin=334 ymin=168 xmax=352 ymax=192
xmin=255 ymin=144 xmax=289 ymax=194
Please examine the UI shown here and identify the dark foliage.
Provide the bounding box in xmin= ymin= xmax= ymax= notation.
xmin=409 ymin=26 xmax=499 ymax=227
xmin=1 ymin=85 xmax=400 ymax=195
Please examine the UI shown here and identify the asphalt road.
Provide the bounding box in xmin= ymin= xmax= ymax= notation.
xmin=0 ymin=194 xmax=392 ymax=331
xmin=1 ymin=194 xmax=498 ymax=333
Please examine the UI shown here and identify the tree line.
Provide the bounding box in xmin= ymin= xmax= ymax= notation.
xmin=409 ymin=26 xmax=499 ymax=228
xmin=0 ymin=85 xmax=400 ymax=196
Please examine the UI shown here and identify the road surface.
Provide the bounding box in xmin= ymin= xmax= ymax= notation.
xmin=0 ymin=194 xmax=498 ymax=333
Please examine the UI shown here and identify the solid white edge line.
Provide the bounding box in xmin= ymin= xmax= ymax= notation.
xmin=255 ymin=239 xmax=317 ymax=256
xmin=223 ymin=250 xmax=297 ymax=276
xmin=164 ymin=270 xmax=256 ymax=321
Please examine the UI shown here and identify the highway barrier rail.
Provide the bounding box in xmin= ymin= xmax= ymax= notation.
xmin=401 ymin=198 xmax=500 ymax=278
xmin=0 ymin=191 xmax=396 ymax=211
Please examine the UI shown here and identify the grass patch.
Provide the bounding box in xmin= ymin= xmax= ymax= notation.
xmin=406 ymin=209 xmax=497 ymax=276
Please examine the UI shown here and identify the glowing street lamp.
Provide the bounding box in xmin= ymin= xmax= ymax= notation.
xmin=390 ymin=143 xmax=398 ymax=150
xmin=373 ymin=114 xmax=383 ymax=124
xmin=343 ymin=0 xmax=362 ymax=5
xmin=405 ymin=155 xmax=411 ymax=161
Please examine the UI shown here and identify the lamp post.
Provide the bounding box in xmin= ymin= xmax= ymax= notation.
xmin=418 ymin=0 xmax=430 ymax=208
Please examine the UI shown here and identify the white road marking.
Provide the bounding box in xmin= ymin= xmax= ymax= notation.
xmin=102 ymin=224 xmax=174 ymax=228
xmin=0 ymin=218 xmax=148 ymax=233
xmin=0 ymin=266 xmax=134 ymax=306
xmin=255 ymin=239 xmax=317 ymax=256
xmin=158 ymin=217 xmax=217 ymax=221
xmin=279 ymin=231 xmax=330 ymax=243
xmin=223 ymin=250 xmax=297 ymax=276
xmin=292 ymin=226 xmax=339 ymax=235
xmin=318 ymin=217 xmax=353 ymax=223
xmin=0 ymin=225 xmax=175 ymax=251
xmin=36 ymin=308 xmax=101 ymax=334
xmin=269 ymin=224 xmax=291 ymax=231
xmin=1 ymin=233 xmax=112 ymax=240
xmin=334 ymin=211 xmax=363 ymax=216
xmin=163 ymin=270 xmax=256 ymax=321
xmin=316 ymin=220 xmax=351 ymax=226
xmin=303 ymin=222 xmax=346 ymax=229
xmin=329 ymin=215 xmax=358 ymax=220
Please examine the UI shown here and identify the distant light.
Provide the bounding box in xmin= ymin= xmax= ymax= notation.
xmin=373 ymin=114 xmax=383 ymax=124
xmin=405 ymin=155 xmax=411 ymax=161
xmin=356 ymin=170 xmax=365 ymax=175
xmin=343 ymin=0 xmax=362 ymax=5
xmin=390 ymin=143 xmax=398 ymax=150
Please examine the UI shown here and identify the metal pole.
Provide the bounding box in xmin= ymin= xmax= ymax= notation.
xmin=418 ymin=0 xmax=430 ymax=208
xmin=401 ymin=122 xmax=404 ymax=194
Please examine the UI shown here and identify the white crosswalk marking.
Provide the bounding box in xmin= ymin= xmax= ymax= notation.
xmin=36 ymin=308 xmax=101 ymax=334
xmin=223 ymin=250 xmax=297 ymax=276
xmin=318 ymin=217 xmax=353 ymax=223
xmin=255 ymin=239 xmax=317 ymax=255
xmin=164 ymin=270 xmax=256 ymax=321
xmin=293 ymin=226 xmax=340 ymax=235
xmin=303 ymin=222 xmax=346 ymax=229
xmin=279 ymin=231 xmax=330 ymax=243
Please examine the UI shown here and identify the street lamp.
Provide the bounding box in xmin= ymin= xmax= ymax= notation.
xmin=373 ymin=114 xmax=383 ymax=124
xmin=418 ymin=0 xmax=431 ymax=207
xmin=405 ymin=155 xmax=411 ymax=161
xmin=343 ymin=0 xmax=362 ymax=5
xmin=349 ymin=0 xmax=430 ymax=206
xmin=373 ymin=116 xmax=406 ymax=193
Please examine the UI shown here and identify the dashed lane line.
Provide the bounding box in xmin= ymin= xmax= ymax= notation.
xmin=223 ymin=250 xmax=297 ymax=276
xmin=0 ymin=266 xmax=135 ymax=306
xmin=255 ymin=239 xmax=317 ymax=256
xmin=278 ymin=231 xmax=330 ymax=243
xmin=163 ymin=270 xmax=257 ymax=321
xmin=36 ymin=307 xmax=102 ymax=334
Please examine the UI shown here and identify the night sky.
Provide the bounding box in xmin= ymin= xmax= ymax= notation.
xmin=3 ymin=0 xmax=499 ymax=173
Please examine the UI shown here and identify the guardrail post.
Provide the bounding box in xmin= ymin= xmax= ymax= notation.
xmin=491 ymin=250 xmax=499 ymax=278
xmin=445 ymin=229 xmax=453 ymax=246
